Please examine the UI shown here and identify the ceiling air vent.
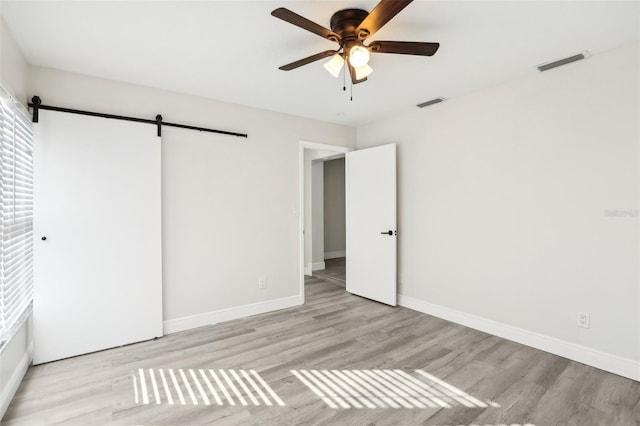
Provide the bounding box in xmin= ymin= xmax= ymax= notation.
xmin=417 ymin=97 xmax=445 ymax=108
xmin=537 ymin=51 xmax=590 ymax=72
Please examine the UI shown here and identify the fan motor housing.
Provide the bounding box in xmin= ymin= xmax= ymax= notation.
xmin=330 ymin=8 xmax=368 ymax=41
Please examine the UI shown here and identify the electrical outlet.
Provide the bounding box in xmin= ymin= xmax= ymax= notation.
xmin=577 ymin=312 xmax=590 ymax=328
xmin=258 ymin=276 xmax=267 ymax=290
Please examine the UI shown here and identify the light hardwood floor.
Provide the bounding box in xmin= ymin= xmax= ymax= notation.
xmin=3 ymin=276 xmax=639 ymax=425
xmin=313 ymin=257 xmax=346 ymax=287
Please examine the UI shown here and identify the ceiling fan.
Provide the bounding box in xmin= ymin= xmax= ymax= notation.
xmin=271 ymin=0 xmax=439 ymax=84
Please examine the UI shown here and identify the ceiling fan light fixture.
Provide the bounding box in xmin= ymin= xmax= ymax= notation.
xmin=323 ymin=54 xmax=345 ymax=78
xmin=349 ymin=45 xmax=370 ymax=68
xmin=272 ymin=2 xmax=440 ymax=85
xmin=354 ymin=64 xmax=373 ymax=80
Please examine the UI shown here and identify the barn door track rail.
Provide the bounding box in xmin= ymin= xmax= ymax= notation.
xmin=28 ymin=96 xmax=248 ymax=139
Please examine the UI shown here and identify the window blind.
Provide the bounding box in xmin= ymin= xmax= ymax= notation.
xmin=0 ymin=88 xmax=33 ymax=346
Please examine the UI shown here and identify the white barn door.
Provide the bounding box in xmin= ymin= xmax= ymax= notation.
xmin=33 ymin=110 xmax=162 ymax=364
xmin=346 ymin=144 xmax=397 ymax=306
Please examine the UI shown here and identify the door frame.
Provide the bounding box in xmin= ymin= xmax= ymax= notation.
xmin=298 ymin=141 xmax=353 ymax=303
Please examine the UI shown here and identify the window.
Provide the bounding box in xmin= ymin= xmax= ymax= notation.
xmin=0 ymin=86 xmax=34 ymax=347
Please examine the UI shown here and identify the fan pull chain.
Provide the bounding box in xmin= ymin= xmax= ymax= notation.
xmin=350 ymin=80 xmax=353 ymax=101
xmin=342 ymin=64 xmax=346 ymax=92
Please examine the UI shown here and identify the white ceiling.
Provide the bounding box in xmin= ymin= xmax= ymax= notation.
xmin=2 ymin=1 xmax=638 ymax=127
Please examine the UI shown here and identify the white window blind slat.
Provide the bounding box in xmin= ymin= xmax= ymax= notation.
xmin=2 ymin=225 xmax=32 ymax=240
xmin=2 ymin=216 xmax=33 ymax=227
xmin=4 ymin=261 xmax=33 ymax=290
xmin=4 ymin=249 xmax=33 ymax=276
xmin=0 ymin=87 xmax=34 ymax=346
xmin=4 ymin=271 xmax=32 ymax=301
xmin=4 ymin=245 xmax=33 ymax=269
xmin=1 ymin=155 xmax=32 ymax=170
xmin=3 ymin=287 xmax=32 ymax=326
xmin=4 ymin=247 xmax=32 ymax=266
xmin=0 ymin=196 xmax=32 ymax=207
xmin=4 ymin=272 xmax=32 ymax=297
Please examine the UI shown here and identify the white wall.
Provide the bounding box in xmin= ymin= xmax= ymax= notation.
xmin=357 ymin=43 xmax=640 ymax=377
xmin=311 ymin=161 xmax=324 ymax=265
xmin=323 ymin=158 xmax=346 ymax=257
xmin=0 ymin=17 xmax=33 ymax=420
xmin=28 ymin=66 xmax=355 ymax=330
xmin=303 ymin=149 xmax=335 ymax=274
xmin=0 ymin=17 xmax=28 ymax=106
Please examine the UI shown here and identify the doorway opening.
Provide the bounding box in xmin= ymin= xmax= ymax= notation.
xmin=299 ymin=141 xmax=352 ymax=303
xmin=313 ymin=157 xmax=346 ymax=287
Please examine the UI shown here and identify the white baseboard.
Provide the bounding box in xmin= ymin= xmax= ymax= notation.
xmin=0 ymin=341 xmax=33 ymax=419
xmin=305 ymin=262 xmax=327 ymax=275
xmin=398 ymin=294 xmax=640 ymax=382
xmin=324 ymin=250 xmax=346 ymax=259
xmin=164 ymin=294 xmax=303 ymax=335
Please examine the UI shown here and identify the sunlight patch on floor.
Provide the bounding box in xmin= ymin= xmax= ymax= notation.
xmin=290 ymin=369 xmax=501 ymax=410
xmin=428 ymin=424 xmax=536 ymax=426
xmin=132 ymin=368 xmax=284 ymax=406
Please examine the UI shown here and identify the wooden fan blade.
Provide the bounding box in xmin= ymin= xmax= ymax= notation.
xmin=272 ymin=8 xmax=341 ymax=42
xmin=347 ymin=62 xmax=368 ymax=85
xmin=368 ymin=41 xmax=440 ymax=56
xmin=279 ymin=50 xmax=338 ymax=71
xmin=355 ymin=0 xmax=413 ymax=40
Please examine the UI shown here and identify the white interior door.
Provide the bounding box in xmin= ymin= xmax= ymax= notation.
xmin=33 ymin=110 xmax=162 ymax=364
xmin=346 ymin=144 xmax=397 ymax=306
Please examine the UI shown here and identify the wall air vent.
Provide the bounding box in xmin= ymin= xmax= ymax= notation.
xmin=417 ymin=97 xmax=445 ymax=108
xmin=537 ymin=51 xmax=590 ymax=72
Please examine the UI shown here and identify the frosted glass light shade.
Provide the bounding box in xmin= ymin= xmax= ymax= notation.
xmin=323 ymin=54 xmax=345 ymax=78
xmin=349 ymin=46 xmax=370 ymax=67
xmin=354 ymin=64 xmax=373 ymax=80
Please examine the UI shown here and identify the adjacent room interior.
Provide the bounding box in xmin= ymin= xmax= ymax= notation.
xmin=0 ymin=1 xmax=638 ymax=425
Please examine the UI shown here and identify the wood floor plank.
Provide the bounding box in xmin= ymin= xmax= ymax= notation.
xmin=3 ymin=272 xmax=639 ymax=425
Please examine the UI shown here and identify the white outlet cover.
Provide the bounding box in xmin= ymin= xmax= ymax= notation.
xmin=577 ymin=312 xmax=590 ymax=328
